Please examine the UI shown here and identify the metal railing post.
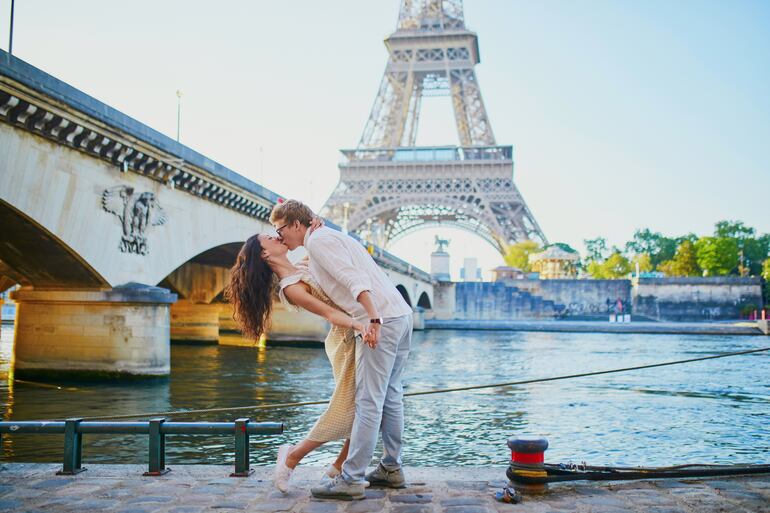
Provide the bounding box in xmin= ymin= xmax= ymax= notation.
xmin=144 ymin=417 xmax=169 ymax=476
xmin=58 ymin=418 xmax=85 ymax=475
xmin=230 ymin=418 xmax=253 ymax=477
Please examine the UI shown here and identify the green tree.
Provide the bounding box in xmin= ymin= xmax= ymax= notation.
xmin=742 ymin=234 xmax=770 ymax=276
xmin=604 ymin=252 xmax=632 ymax=278
xmin=631 ymin=253 xmax=652 ymax=274
xmin=676 ymin=233 xmax=699 ymax=244
xmin=762 ymin=259 xmax=770 ymax=304
xmin=658 ymin=240 xmax=701 ymax=276
xmin=503 ymin=240 xmax=541 ymax=272
xmin=695 ymin=237 xmax=739 ymax=276
xmin=714 ymin=220 xmax=754 ymax=239
xmin=584 ymin=237 xmax=608 ymax=263
xmin=624 ymin=228 xmax=677 ymax=269
xmin=713 ymin=221 xmax=769 ymax=276
xmin=587 ymin=251 xmax=631 ymax=279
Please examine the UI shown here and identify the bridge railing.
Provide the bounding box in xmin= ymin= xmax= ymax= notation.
xmin=0 ymin=50 xmax=280 ymax=222
xmin=0 ymin=418 xmax=283 ymax=477
xmin=340 ymin=145 xmax=513 ymax=163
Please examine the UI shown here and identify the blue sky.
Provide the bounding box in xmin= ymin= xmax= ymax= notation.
xmin=2 ymin=1 xmax=768 ymax=278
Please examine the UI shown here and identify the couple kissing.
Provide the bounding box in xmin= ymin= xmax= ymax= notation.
xmin=225 ymin=199 xmax=413 ymax=500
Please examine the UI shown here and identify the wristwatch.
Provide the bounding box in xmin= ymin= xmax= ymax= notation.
xmin=369 ymin=318 xmax=383 ymax=324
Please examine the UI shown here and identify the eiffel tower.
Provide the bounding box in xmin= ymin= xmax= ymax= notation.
xmin=322 ymin=0 xmax=546 ymax=253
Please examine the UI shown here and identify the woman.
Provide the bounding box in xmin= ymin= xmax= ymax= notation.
xmin=224 ymin=233 xmax=363 ymax=493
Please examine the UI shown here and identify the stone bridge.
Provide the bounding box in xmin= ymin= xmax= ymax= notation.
xmin=0 ymin=51 xmax=433 ymax=379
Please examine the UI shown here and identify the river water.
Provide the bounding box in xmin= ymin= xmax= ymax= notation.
xmin=1 ymin=325 xmax=768 ymax=468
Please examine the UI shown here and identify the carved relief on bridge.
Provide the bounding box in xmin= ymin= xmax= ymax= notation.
xmin=102 ymin=186 xmax=167 ymax=255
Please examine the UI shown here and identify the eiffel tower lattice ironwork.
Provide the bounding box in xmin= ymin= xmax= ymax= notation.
xmin=321 ymin=0 xmax=547 ymax=254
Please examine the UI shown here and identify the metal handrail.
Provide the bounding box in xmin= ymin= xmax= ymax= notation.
xmin=0 ymin=418 xmax=283 ymax=477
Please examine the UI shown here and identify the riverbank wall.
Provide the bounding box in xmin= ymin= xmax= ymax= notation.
xmin=633 ymin=277 xmax=763 ymax=321
xmin=424 ymin=319 xmax=767 ymax=335
xmin=432 ymin=277 xmax=764 ymax=323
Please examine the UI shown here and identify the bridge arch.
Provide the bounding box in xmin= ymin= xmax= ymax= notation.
xmin=417 ymin=291 xmax=432 ymax=309
xmin=0 ymin=199 xmax=108 ymax=288
xmin=395 ymin=284 xmax=412 ymax=307
xmin=159 ymin=242 xmax=242 ymax=304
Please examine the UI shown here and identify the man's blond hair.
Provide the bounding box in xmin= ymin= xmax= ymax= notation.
xmin=270 ymin=199 xmax=314 ymax=226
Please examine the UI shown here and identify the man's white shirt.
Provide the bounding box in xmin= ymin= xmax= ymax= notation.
xmin=303 ymin=226 xmax=412 ymax=322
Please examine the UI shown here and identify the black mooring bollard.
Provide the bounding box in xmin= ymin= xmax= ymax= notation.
xmin=506 ymin=436 xmax=549 ymax=494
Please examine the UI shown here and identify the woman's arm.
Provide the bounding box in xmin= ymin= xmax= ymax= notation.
xmin=283 ymin=283 xmax=365 ymax=333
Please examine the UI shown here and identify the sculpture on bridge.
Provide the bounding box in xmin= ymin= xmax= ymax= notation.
xmin=434 ymin=235 xmax=450 ymax=253
xmin=102 ymin=186 xmax=167 ymax=255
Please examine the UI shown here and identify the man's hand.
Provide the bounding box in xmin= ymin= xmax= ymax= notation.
xmin=364 ymin=322 xmax=381 ymax=349
xmin=309 ymin=216 xmax=325 ymax=234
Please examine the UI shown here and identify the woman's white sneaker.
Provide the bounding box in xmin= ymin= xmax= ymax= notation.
xmin=324 ymin=464 xmax=341 ymax=480
xmin=273 ymin=444 xmax=294 ymax=493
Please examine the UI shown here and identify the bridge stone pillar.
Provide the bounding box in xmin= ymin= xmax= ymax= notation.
xmin=432 ymin=281 xmax=457 ymax=320
xmin=218 ymin=302 xmax=238 ymax=332
xmin=170 ymin=300 xmax=222 ymax=344
xmin=165 ymin=262 xmax=230 ymax=344
xmin=412 ymin=309 xmax=425 ymax=330
xmin=11 ymin=284 xmax=176 ymax=380
xmin=216 ymin=302 xmax=260 ymax=347
xmin=268 ymin=301 xmax=330 ymax=344
xmin=217 ymin=299 xmax=331 ymax=346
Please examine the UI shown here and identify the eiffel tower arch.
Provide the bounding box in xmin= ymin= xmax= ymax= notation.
xmin=322 ymin=0 xmax=546 ymax=254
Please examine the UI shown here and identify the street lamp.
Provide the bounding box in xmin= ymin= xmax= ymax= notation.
xmin=8 ymin=0 xmax=15 ymax=56
xmin=176 ymin=90 xmax=182 ymax=142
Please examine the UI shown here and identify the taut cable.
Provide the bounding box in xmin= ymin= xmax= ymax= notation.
xmin=37 ymin=345 xmax=768 ymax=422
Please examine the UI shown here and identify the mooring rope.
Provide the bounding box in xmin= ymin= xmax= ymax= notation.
xmin=41 ymin=345 xmax=768 ymax=422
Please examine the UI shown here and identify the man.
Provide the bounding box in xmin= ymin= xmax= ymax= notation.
xmin=271 ymin=200 xmax=413 ymax=500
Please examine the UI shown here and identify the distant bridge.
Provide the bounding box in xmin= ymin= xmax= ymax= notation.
xmin=0 ymin=51 xmax=433 ymax=379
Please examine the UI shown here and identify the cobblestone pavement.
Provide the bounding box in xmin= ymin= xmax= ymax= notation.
xmin=0 ymin=464 xmax=768 ymax=513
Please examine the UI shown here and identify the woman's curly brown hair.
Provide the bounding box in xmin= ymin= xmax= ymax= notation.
xmin=224 ymin=235 xmax=276 ymax=340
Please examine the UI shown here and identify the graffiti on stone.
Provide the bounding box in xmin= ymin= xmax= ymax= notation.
xmin=101 ymin=186 xmax=167 ymax=255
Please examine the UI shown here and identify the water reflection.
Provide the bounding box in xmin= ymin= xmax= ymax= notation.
xmin=1 ymin=325 xmax=768 ymax=466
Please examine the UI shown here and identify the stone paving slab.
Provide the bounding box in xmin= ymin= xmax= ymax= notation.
xmin=0 ymin=464 xmax=768 ymax=513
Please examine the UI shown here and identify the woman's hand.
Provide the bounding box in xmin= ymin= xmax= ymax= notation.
xmin=364 ymin=323 xmax=380 ymax=349
xmin=350 ymin=320 xmax=376 ymax=348
xmin=352 ymin=320 xmax=366 ymax=334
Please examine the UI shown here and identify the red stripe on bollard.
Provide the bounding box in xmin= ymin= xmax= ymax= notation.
xmin=511 ymin=451 xmax=544 ymax=464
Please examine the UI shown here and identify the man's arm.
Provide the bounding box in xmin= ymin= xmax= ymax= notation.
xmin=357 ymin=290 xmax=381 ymax=348
xmin=307 ymin=233 xmax=381 ymax=347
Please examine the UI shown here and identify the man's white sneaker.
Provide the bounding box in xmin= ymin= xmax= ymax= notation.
xmin=320 ymin=465 xmax=370 ymax=488
xmin=365 ymin=463 xmax=406 ymax=488
xmin=273 ymin=444 xmax=294 ymax=493
xmin=310 ymin=475 xmax=366 ymax=500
